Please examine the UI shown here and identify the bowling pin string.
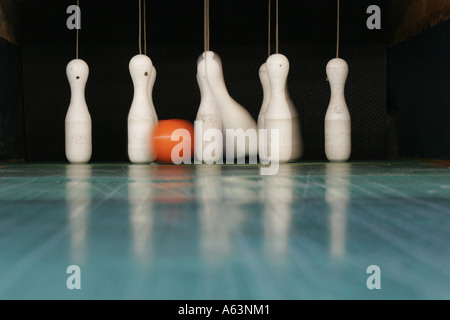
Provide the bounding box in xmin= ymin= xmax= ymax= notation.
xmin=204 ymin=0 xmax=210 ymax=52
xmin=268 ymin=0 xmax=271 ymax=57
xmin=275 ymin=0 xmax=279 ymax=54
xmin=138 ymin=0 xmax=142 ymax=54
xmin=207 ymin=0 xmax=210 ymax=51
xmin=204 ymin=0 xmax=207 ymax=51
xmin=337 ymin=0 xmax=340 ymax=58
xmin=76 ymin=0 xmax=79 ymax=59
xmin=144 ymin=0 xmax=147 ymax=56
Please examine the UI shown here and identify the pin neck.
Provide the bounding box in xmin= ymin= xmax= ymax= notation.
xmin=200 ymin=80 xmax=214 ymax=101
xmin=69 ymin=82 xmax=87 ymax=103
xmin=205 ymin=66 xmax=230 ymax=99
xmin=329 ymin=83 xmax=345 ymax=97
xmin=70 ymin=93 xmax=87 ymax=106
xmin=132 ymin=76 xmax=150 ymax=92
xmin=269 ymin=80 xmax=287 ymax=98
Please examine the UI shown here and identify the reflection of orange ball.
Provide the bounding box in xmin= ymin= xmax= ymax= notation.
xmin=152 ymin=119 xmax=195 ymax=164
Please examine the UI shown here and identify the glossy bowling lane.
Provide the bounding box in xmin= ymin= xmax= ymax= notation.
xmin=0 ymin=161 xmax=449 ymax=299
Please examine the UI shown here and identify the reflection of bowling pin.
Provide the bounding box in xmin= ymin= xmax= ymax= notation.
xmin=153 ymin=166 xmax=194 ymax=205
xmin=65 ymin=59 xmax=92 ymax=164
xmin=261 ymin=164 xmax=293 ymax=264
xmin=203 ymin=51 xmax=258 ymax=158
xmin=264 ymin=54 xmax=302 ymax=162
xmin=128 ymin=55 xmax=157 ymax=164
xmin=325 ymin=163 xmax=350 ymax=259
xmin=128 ymin=165 xmax=154 ymax=266
xmin=195 ymin=166 xmax=230 ymax=265
xmin=222 ymin=174 xmax=259 ymax=206
xmin=195 ymin=53 xmax=223 ymax=164
xmin=66 ymin=164 xmax=92 ymax=264
xmin=148 ymin=65 xmax=158 ymax=125
xmin=257 ymin=63 xmax=270 ymax=162
xmin=325 ymin=58 xmax=351 ymax=162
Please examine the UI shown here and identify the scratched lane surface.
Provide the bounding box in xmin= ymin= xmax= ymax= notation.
xmin=0 ymin=161 xmax=449 ymax=300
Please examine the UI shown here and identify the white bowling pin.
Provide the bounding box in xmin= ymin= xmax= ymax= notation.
xmin=257 ymin=63 xmax=271 ymax=131
xmin=203 ymin=51 xmax=258 ymax=159
xmin=148 ymin=65 xmax=158 ymax=124
xmin=325 ymin=58 xmax=351 ymax=162
xmin=257 ymin=63 xmax=270 ymax=162
xmin=195 ymin=53 xmax=223 ymax=163
xmin=286 ymin=83 xmax=303 ymax=160
xmin=264 ymin=53 xmax=302 ymax=163
xmin=128 ymin=54 xmax=157 ymax=164
xmin=65 ymin=59 xmax=92 ymax=164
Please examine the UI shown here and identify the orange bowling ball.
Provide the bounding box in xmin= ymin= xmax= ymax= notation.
xmin=152 ymin=119 xmax=195 ymax=164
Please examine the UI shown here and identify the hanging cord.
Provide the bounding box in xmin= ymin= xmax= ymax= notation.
xmin=204 ymin=0 xmax=207 ymax=51
xmin=207 ymin=0 xmax=210 ymax=51
xmin=144 ymin=0 xmax=147 ymax=55
xmin=138 ymin=0 xmax=142 ymax=54
xmin=337 ymin=0 xmax=340 ymax=58
xmin=204 ymin=0 xmax=210 ymax=52
xmin=268 ymin=0 xmax=271 ymax=57
xmin=76 ymin=0 xmax=79 ymax=59
xmin=275 ymin=0 xmax=279 ymax=54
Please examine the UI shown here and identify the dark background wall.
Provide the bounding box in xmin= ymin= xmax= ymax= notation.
xmin=19 ymin=0 xmax=387 ymax=162
xmin=0 ymin=0 xmax=24 ymax=161
xmin=389 ymin=19 xmax=450 ymax=159
xmin=388 ymin=0 xmax=450 ymax=160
